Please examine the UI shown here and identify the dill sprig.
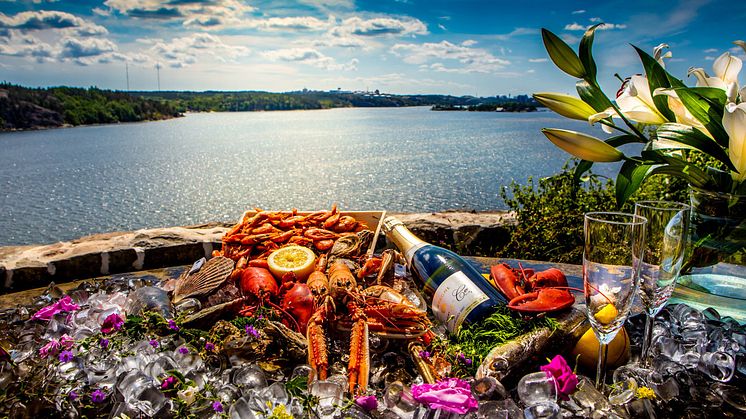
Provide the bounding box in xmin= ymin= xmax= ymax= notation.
xmin=435 ymin=306 xmax=560 ymax=377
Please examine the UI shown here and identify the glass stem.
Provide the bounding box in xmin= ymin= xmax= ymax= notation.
xmin=595 ymin=342 xmax=609 ymax=391
xmin=641 ymin=314 xmax=655 ymax=368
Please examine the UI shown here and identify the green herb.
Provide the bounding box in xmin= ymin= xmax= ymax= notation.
xmin=436 ymin=306 xmax=559 ymax=377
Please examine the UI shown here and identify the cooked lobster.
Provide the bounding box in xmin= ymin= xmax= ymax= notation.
xmin=489 ymin=263 xmax=575 ymax=314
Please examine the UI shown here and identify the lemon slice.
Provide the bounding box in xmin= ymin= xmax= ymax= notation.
xmin=267 ymin=246 xmax=317 ymax=282
xmin=594 ymin=303 xmax=618 ymax=325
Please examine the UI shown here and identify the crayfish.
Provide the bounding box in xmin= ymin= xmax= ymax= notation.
xmin=306 ymin=258 xmax=431 ymax=396
xmin=490 ymin=263 xmax=576 ymax=314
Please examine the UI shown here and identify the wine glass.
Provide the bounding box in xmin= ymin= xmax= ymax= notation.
xmin=583 ymin=212 xmax=647 ymax=391
xmin=634 ymin=201 xmax=690 ymax=368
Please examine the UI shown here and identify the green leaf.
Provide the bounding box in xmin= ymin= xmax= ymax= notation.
xmin=615 ymin=160 xmax=655 ymax=206
xmin=573 ymin=160 xmax=594 ymax=184
xmin=576 ymin=80 xmax=614 ymax=112
xmin=675 ymin=88 xmax=729 ymax=146
xmin=606 ymin=134 xmax=645 ymax=147
xmin=632 ymin=45 xmax=676 ymax=121
xmin=578 ymin=24 xmax=601 ymax=81
xmin=649 ymin=165 xmax=711 ymax=188
xmin=542 ymin=128 xmax=625 ymax=162
xmin=542 ymin=28 xmax=585 ymax=78
xmin=688 ymin=87 xmax=727 ymax=109
xmin=656 ymin=123 xmax=736 ymax=171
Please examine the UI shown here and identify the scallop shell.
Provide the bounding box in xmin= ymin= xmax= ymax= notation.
xmin=172 ymin=256 xmax=235 ymax=304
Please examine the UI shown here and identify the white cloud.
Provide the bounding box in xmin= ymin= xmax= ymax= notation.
xmin=589 ymin=17 xmax=602 ymax=23
xmin=438 ymin=23 xmax=446 ymax=31
xmin=461 ymin=40 xmax=477 ymax=47
xmin=705 ymin=56 xmax=715 ymax=61
xmin=333 ymin=16 xmax=428 ymax=37
xmin=390 ymin=40 xmax=510 ymax=73
xmin=564 ymin=22 xmax=626 ymax=31
xmin=103 ymin=0 xmax=255 ymax=28
xmin=490 ymin=27 xmax=538 ymax=41
xmin=0 ymin=10 xmax=107 ymax=36
xmin=59 ymin=37 xmax=116 ymax=58
xmin=703 ymin=48 xmax=717 ymax=53
xmin=263 ymin=47 xmax=357 ymax=71
xmin=528 ymin=58 xmax=548 ymax=63
xmin=572 ymin=10 xmax=586 ymax=14
xmin=150 ymin=33 xmax=249 ymax=68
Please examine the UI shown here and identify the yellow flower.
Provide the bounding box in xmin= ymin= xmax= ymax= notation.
xmin=636 ymin=386 xmax=656 ymax=400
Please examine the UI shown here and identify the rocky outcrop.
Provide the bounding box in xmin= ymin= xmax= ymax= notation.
xmin=0 ymin=212 xmax=514 ymax=293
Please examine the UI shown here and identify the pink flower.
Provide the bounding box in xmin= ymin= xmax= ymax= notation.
xmin=39 ymin=339 xmax=62 ymax=359
xmin=161 ymin=376 xmax=177 ymax=390
xmin=31 ymin=296 xmax=80 ymax=321
xmin=355 ymin=395 xmax=378 ymax=411
xmin=540 ymin=355 xmax=578 ymax=401
xmin=59 ymin=334 xmax=75 ymax=350
xmin=100 ymin=313 xmax=124 ymax=334
xmin=412 ymin=378 xmax=478 ymax=414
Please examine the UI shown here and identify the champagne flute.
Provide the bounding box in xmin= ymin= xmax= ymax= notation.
xmin=583 ymin=212 xmax=646 ymax=391
xmin=634 ymin=201 xmax=690 ymax=368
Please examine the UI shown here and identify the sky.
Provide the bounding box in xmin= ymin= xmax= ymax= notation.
xmin=0 ymin=0 xmax=744 ymax=96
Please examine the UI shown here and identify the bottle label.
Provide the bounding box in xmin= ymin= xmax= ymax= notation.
xmin=431 ymin=271 xmax=490 ymax=333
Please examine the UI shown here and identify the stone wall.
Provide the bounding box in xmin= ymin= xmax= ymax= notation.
xmin=0 ymin=212 xmax=514 ymax=293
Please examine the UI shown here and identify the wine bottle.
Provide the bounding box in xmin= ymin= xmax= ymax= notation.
xmin=382 ymin=217 xmax=506 ymax=333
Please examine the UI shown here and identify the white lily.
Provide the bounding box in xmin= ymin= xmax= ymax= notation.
xmin=724 ymin=102 xmax=746 ymax=182
xmin=689 ymin=52 xmax=742 ymax=102
xmin=653 ymin=88 xmax=710 ymax=135
xmin=616 ymin=75 xmax=667 ymax=125
xmin=653 ymin=43 xmax=672 ymax=68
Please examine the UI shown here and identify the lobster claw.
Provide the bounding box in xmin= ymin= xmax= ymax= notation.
xmin=507 ymin=288 xmax=575 ymax=313
xmin=489 ymin=263 xmax=525 ymax=300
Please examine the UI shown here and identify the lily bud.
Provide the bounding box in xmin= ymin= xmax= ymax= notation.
xmin=724 ymin=102 xmax=746 ymax=182
xmin=541 ymin=29 xmax=586 ymax=79
xmin=541 ymin=128 xmax=624 ymax=162
xmin=533 ymin=93 xmax=597 ymax=121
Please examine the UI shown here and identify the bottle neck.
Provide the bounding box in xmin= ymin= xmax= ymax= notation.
xmin=383 ymin=217 xmax=427 ymax=265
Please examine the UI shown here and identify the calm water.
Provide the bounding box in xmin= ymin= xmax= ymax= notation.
xmin=0 ymin=107 xmax=615 ymax=246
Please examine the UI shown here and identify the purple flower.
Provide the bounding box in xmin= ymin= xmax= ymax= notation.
xmin=457 ymin=353 xmax=472 ymax=366
xmin=31 ymin=296 xmax=80 ymax=321
xmin=90 ymin=389 xmax=107 ymax=404
xmin=540 ymin=355 xmax=578 ymax=401
xmin=212 ymin=401 xmax=224 ymax=412
xmin=59 ymin=334 xmax=75 ymax=350
xmin=419 ymin=350 xmax=431 ymax=360
xmin=161 ymin=376 xmax=177 ymax=390
xmin=178 ymin=346 xmax=189 ymax=355
xmin=245 ymin=325 xmax=259 ymax=338
xmin=205 ymin=342 xmax=215 ymax=352
xmin=168 ymin=319 xmax=179 ymax=331
xmin=412 ymin=377 xmax=478 ymax=414
xmin=149 ymin=339 xmax=159 ymax=348
xmin=355 ymin=395 xmax=378 ymax=411
xmin=39 ymin=339 xmax=62 ymax=359
xmin=68 ymin=390 xmax=78 ymax=401
xmin=59 ymin=350 xmax=74 ymax=362
xmin=99 ymin=338 xmax=109 ymax=349
xmin=100 ymin=313 xmax=124 ymax=334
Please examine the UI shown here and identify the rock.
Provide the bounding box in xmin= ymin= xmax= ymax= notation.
xmin=0 ymin=213 xmax=514 ymax=293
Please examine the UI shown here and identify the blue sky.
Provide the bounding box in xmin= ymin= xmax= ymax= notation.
xmin=0 ymin=0 xmax=744 ymax=95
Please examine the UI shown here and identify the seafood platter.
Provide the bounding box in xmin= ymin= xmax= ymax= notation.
xmin=5 ymin=205 xmax=742 ymax=418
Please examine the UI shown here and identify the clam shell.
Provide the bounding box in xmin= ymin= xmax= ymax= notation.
xmin=172 ymin=256 xmax=235 ymax=304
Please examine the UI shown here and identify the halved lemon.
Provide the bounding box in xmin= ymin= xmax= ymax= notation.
xmin=267 ymin=246 xmax=317 ymax=282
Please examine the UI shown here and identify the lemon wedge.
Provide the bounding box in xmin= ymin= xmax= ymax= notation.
xmin=594 ymin=303 xmax=618 ymax=325
xmin=267 ymin=246 xmax=317 ymax=282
